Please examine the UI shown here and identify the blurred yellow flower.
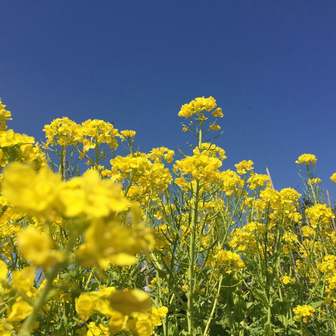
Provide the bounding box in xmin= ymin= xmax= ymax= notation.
xmin=108 ymin=289 xmax=151 ymax=315
xmin=17 ymin=227 xmax=64 ymax=267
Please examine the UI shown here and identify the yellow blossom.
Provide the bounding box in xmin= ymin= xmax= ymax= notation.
xmin=331 ymin=172 xmax=336 ymax=184
xmin=305 ymin=204 xmax=335 ymax=228
xmin=0 ymin=260 xmax=7 ymax=280
xmin=7 ymin=301 xmax=32 ymax=322
xmin=293 ymin=305 xmax=315 ymax=323
xmin=235 ymin=160 xmax=254 ymax=175
xmin=178 ymin=96 xmax=217 ymax=118
xmin=295 ymin=154 xmax=317 ymax=166
xmin=0 ymin=98 xmax=12 ymax=131
xmin=108 ymin=311 xmax=127 ymax=334
xmin=211 ymin=107 xmax=224 ymax=117
xmin=108 ymin=289 xmax=151 ymax=315
xmin=17 ymin=227 xmax=64 ymax=267
xmin=209 ymin=123 xmax=221 ymax=131
xmin=2 ymin=163 xmax=61 ymax=218
xmin=59 ymin=169 xmax=130 ymax=218
xmin=87 ymin=322 xmax=109 ymax=336
xmin=12 ymin=267 xmax=35 ymax=293
xmin=151 ymin=306 xmax=168 ymax=326
xmin=75 ymin=293 xmax=98 ymax=322
xmin=283 ymin=276 xmax=294 ymax=284
xmin=120 ymin=130 xmax=136 ymax=139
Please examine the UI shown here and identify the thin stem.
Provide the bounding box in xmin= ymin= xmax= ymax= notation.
xmin=19 ymin=262 xmax=63 ymax=336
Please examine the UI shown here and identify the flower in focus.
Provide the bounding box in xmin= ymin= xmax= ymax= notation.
xmin=293 ymin=305 xmax=315 ymax=323
xmin=307 ymin=177 xmax=321 ymax=185
xmin=295 ymin=154 xmax=317 ymax=166
xmin=211 ymin=107 xmax=224 ymax=117
xmin=178 ymin=96 xmax=217 ymax=118
xmin=305 ymin=204 xmax=335 ymax=228
xmin=120 ymin=130 xmax=136 ymax=140
xmin=0 ymin=98 xmax=12 ymax=131
xmin=235 ymin=160 xmax=254 ymax=175
xmin=209 ymin=123 xmax=221 ymax=131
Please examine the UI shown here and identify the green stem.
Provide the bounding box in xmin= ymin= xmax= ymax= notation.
xmin=19 ymin=262 xmax=62 ymax=336
xmin=187 ymin=179 xmax=200 ymax=336
xmin=203 ymin=275 xmax=223 ymax=336
xmin=186 ymin=126 xmax=202 ymax=336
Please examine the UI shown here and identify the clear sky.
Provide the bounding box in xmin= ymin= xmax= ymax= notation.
xmin=1 ymin=1 xmax=336 ymax=197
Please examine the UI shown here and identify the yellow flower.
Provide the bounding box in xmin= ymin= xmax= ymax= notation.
xmin=211 ymin=107 xmax=224 ymax=117
xmin=59 ymin=169 xmax=130 ymax=218
xmin=295 ymin=154 xmax=317 ymax=166
xmin=178 ymin=96 xmax=217 ymax=118
xmin=87 ymin=322 xmax=109 ymax=336
xmin=108 ymin=289 xmax=151 ymax=315
xmin=150 ymin=306 xmax=168 ymax=326
xmin=0 ymin=260 xmax=7 ymax=280
xmin=43 ymin=117 xmax=81 ymax=147
xmin=293 ymin=305 xmax=315 ymax=323
xmin=0 ymin=98 xmax=12 ymax=131
xmin=305 ymin=204 xmax=335 ymax=228
xmin=7 ymin=301 xmax=32 ymax=322
xmin=78 ymin=216 xmax=154 ymax=268
xmin=174 ymin=154 xmax=222 ymax=183
xmin=331 ymin=172 xmax=336 ymax=184
xmin=75 ymin=293 xmax=98 ymax=322
xmin=149 ymin=147 xmax=175 ymax=164
xmin=12 ymin=267 xmax=35 ymax=293
xmin=235 ymin=160 xmax=254 ymax=175
xmin=209 ymin=123 xmax=221 ymax=131
xmin=182 ymin=285 xmax=189 ymax=292
xmin=247 ymin=173 xmax=269 ymax=190
xmin=17 ymin=227 xmax=64 ymax=268
xmin=108 ymin=311 xmax=127 ymax=334
xmin=2 ymin=163 xmax=61 ymax=218
xmin=214 ymin=249 xmax=245 ymax=270
xmin=127 ymin=317 xmax=153 ymax=336
xmin=0 ymin=129 xmax=35 ymax=148
xmin=80 ymin=119 xmax=119 ymax=152
xmin=307 ymin=178 xmax=321 ymax=185
xmin=283 ymin=276 xmax=294 ymax=284
xmin=120 ymin=130 xmax=136 ymax=139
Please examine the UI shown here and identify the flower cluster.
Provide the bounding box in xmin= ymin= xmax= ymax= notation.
xmin=0 ymin=96 xmax=335 ymax=335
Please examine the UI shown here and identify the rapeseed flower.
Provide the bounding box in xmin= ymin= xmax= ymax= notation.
xmin=17 ymin=227 xmax=64 ymax=268
xmin=331 ymin=172 xmax=336 ymax=184
xmin=0 ymin=98 xmax=12 ymax=131
xmin=296 ymin=154 xmax=317 ymax=166
xmin=283 ymin=276 xmax=294 ymax=284
xmin=305 ymin=204 xmax=335 ymax=228
xmin=235 ymin=160 xmax=254 ymax=175
xmin=293 ymin=305 xmax=315 ymax=323
xmin=178 ymin=96 xmax=217 ymax=118
xmin=2 ymin=163 xmax=61 ymax=218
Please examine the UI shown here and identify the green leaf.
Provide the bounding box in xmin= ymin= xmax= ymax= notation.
xmin=310 ymin=299 xmax=324 ymax=309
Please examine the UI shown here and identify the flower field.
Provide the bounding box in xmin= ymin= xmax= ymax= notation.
xmin=0 ymin=96 xmax=336 ymax=336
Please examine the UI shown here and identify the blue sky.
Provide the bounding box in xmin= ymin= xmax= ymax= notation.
xmin=1 ymin=1 xmax=336 ymax=197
